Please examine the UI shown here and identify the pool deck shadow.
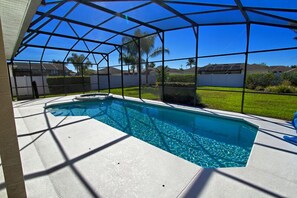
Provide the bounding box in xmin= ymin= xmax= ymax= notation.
xmin=0 ymin=95 xmax=296 ymax=198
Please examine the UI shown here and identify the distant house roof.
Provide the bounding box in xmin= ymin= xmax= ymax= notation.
xmin=98 ymin=67 xmax=121 ymax=75
xmin=198 ymin=63 xmax=292 ymax=74
xmin=198 ymin=63 xmax=243 ymax=74
xmin=246 ymin=64 xmax=291 ymax=73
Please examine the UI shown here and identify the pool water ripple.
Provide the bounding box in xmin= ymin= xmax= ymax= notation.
xmin=48 ymin=98 xmax=257 ymax=168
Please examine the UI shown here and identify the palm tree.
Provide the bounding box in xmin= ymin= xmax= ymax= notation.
xmin=67 ymin=53 xmax=91 ymax=75
xmin=121 ymin=31 xmax=140 ymax=73
xmin=186 ymin=58 xmax=196 ymax=69
xmin=131 ymin=65 xmax=136 ymax=74
xmin=149 ymin=62 xmax=156 ymax=68
xmin=118 ymin=53 xmax=136 ymax=74
xmin=141 ymin=34 xmax=170 ymax=84
xmin=52 ymin=59 xmax=62 ymax=63
xmin=156 ymin=66 xmax=169 ymax=82
xmin=121 ymin=29 xmax=170 ymax=84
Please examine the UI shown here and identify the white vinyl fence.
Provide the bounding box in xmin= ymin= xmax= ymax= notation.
xmin=11 ymin=74 xmax=157 ymax=96
xmin=90 ymin=74 xmax=156 ymax=90
xmin=197 ymin=73 xmax=244 ymax=87
xmin=11 ymin=76 xmax=49 ymax=96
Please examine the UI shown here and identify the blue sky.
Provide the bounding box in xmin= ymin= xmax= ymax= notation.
xmin=15 ymin=2 xmax=297 ymax=71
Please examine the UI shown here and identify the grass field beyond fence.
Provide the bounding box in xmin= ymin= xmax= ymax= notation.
xmin=104 ymin=86 xmax=296 ymax=120
xmin=42 ymin=86 xmax=296 ymax=121
xmin=197 ymin=88 xmax=296 ymax=121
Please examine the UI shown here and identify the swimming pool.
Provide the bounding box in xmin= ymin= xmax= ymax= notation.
xmin=47 ymin=98 xmax=258 ymax=168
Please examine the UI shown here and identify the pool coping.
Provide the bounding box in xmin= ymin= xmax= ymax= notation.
xmin=3 ymin=95 xmax=297 ymax=197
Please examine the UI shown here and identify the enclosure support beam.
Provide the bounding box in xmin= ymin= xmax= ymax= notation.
xmin=29 ymin=1 xmax=65 ymax=28
xmin=26 ymin=30 xmax=120 ymax=47
xmin=96 ymin=63 xmax=100 ymax=93
xmin=35 ymin=11 xmax=137 ymax=38
xmin=29 ymin=61 xmax=34 ymax=98
xmin=193 ymin=26 xmax=199 ymax=106
xmin=120 ymin=46 xmax=124 ymax=97
xmin=241 ymin=23 xmax=251 ymax=113
xmin=161 ymin=31 xmax=165 ymax=101
xmin=24 ymin=44 xmax=106 ymax=55
xmin=107 ymin=55 xmax=111 ymax=93
xmin=11 ymin=61 xmax=19 ymax=100
xmin=81 ymin=63 xmax=85 ymax=93
xmin=234 ymin=0 xmax=250 ymax=23
xmin=138 ymin=38 xmax=141 ymax=99
xmin=62 ymin=62 xmax=66 ymax=96
xmin=80 ymin=1 xmax=162 ymax=32
xmin=40 ymin=62 xmax=46 ymax=97
xmin=0 ymin=19 xmax=27 ymax=198
xmin=153 ymin=0 xmax=198 ymax=26
xmin=97 ymin=57 xmax=106 ymax=93
xmin=7 ymin=63 xmax=13 ymax=98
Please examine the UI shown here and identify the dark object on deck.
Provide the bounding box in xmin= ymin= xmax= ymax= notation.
xmin=32 ymin=81 xmax=39 ymax=99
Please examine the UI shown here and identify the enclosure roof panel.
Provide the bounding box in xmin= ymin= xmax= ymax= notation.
xmin=14 ymin=0 xmax=297 ymax=61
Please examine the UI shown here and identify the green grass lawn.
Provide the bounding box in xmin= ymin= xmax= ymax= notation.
xmin=197 ymin=89 xmax=297 ymax=120
xmin=39 ymin=85 xmax=296 ymax=121
xmin=106 ymin=86 xmax=296 ymax=120
xmin=107 ymin=86 xmax=160 ymax=100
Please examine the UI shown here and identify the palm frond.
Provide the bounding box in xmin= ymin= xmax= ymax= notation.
xmin=150 ymin=47 xmax=170 ymax=58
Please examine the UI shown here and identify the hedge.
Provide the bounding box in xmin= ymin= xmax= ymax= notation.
xmin=167 ymin=74 xmax=195 ymax=83
xmin=47 ymin=76 xmax=91 ymax=94
xmin=282 ymin=72 xmax=297 ymax=86
xmin=246 ymin=73 xmax=281 ymax=89
xmin=246 ymin=72 xmax=297 ymax=90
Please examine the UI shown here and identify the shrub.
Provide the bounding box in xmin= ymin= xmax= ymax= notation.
xmin=246 ymin=73 xmax=281 ymax=89
xmin=47 ymin=76 xmax=91 ymax=94
xmin=282 ymin=72 xmax=297 ymax=86
xmin=255 ymin=86 xmax=265 ymax=91
xmin=163 ymin=82 xmax=195 ymax=87
xmin=161 ymin=82 xmax=201 ymax=106
xmin=264 ymin=82 xmax=297 ymax=93
xmin=167 ymin=74 xmax=195 ymax=83
xmin=156 ymin=66 xmax=169 ymax=82
xmin=163 ymin=93 xmax=201 ymax=106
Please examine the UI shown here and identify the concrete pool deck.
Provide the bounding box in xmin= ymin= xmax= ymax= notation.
xmin=0 ymin=95 xmax=296 ymax=197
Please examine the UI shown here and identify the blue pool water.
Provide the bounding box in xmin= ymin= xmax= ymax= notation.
xmin=47 ymin=98 xmax=258 ymax=168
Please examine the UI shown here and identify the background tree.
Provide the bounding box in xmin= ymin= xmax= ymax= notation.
xmin=67 ymin=53 xmax=91 ymax=75
xmin=121 ymin=28 xmax=170 ymax=84
xmin=149 ymin=62 xmax=156 ymax=68
xmin=156 ymin=66 xmax=169 ymax=82
xmin=52 ymin=59 xmax=62 ymax=63
xmin=131 ymin=65 xmax=136 ymax=74
xmin=141 ymin=39 xmax=169 ymax=84
xmin=118 ymin=53 xmax=136 ymax=74
xmin=186 ymin=58 xmax=196 ymax=69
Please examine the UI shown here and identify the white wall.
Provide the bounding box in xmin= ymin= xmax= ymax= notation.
xmin=197 ymin=73 xmax=244 ymax=87
xmin=11 ymin=76 xmax=49 ymax=96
